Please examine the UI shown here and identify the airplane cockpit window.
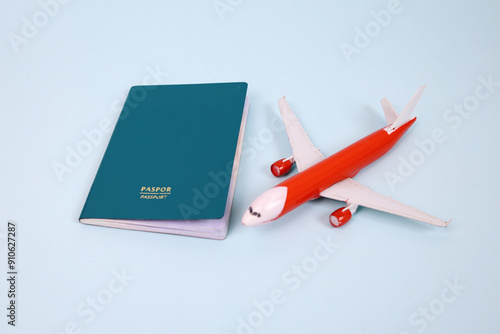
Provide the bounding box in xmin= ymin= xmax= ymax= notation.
xmin=248 ymin=206 xmax=261 ymax=218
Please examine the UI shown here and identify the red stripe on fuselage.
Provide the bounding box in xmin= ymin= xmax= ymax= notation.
xmin=276 ymin=118 xmax=416 ymax=218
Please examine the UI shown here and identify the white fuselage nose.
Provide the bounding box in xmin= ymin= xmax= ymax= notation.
xmin=242 ymin=186 xmax=288 ymax=226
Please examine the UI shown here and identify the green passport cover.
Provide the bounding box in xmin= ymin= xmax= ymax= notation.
xmin=80 ymin=82 xmax=248 ymax=222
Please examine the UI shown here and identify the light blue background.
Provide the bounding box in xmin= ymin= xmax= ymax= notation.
xmin=2 ymin=1 xmax=500 ymax=333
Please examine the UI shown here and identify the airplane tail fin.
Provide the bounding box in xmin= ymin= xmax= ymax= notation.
xmin=383 ymin=85 xmax=427 ymax=131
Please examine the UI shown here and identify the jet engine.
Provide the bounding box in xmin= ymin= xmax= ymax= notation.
xmin=270 ymin=157 xmax=294 ymax=177
xmin=329 ymin=207 xmax=351 ymax=227
xmin=329 ymin=204 xmax=358 ymax=228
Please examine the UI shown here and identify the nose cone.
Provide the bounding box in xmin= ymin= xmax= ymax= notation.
xmin=241 ymin=210 xmax=256 ymax=226
xmin=242 ymin=186 xmax=288 ymax=227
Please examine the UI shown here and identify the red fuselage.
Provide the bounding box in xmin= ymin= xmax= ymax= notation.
xmin=275 ymin=118 xmax=416 ymax=218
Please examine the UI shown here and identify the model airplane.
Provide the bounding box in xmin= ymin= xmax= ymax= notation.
xmin=242 ymin=85 xmax=451 ymax=228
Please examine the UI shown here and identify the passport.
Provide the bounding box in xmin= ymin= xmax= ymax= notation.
xmin=79 ymin=82 xmax=249 ymax=239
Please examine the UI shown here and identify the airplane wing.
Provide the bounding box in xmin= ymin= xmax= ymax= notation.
xmin=278 ymin=97 xmax=325 ymax=172
xmin=320 ymin=178 xmax=451 ymax=227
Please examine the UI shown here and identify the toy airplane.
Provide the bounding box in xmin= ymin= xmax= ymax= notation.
xmin=242 ymin=85 xmax=451 ymax=228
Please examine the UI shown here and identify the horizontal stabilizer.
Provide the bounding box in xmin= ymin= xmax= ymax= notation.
xmin=381 ymin=98 xmax=398 ymax=125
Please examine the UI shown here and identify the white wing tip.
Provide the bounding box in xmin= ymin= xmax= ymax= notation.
xmin=415 ymin=84 xmax=427 ymax=95
xmin=435 ymin=218 xmax=452 ymax=227
xmin=278 ymin=96 xmax=291 ymax=111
